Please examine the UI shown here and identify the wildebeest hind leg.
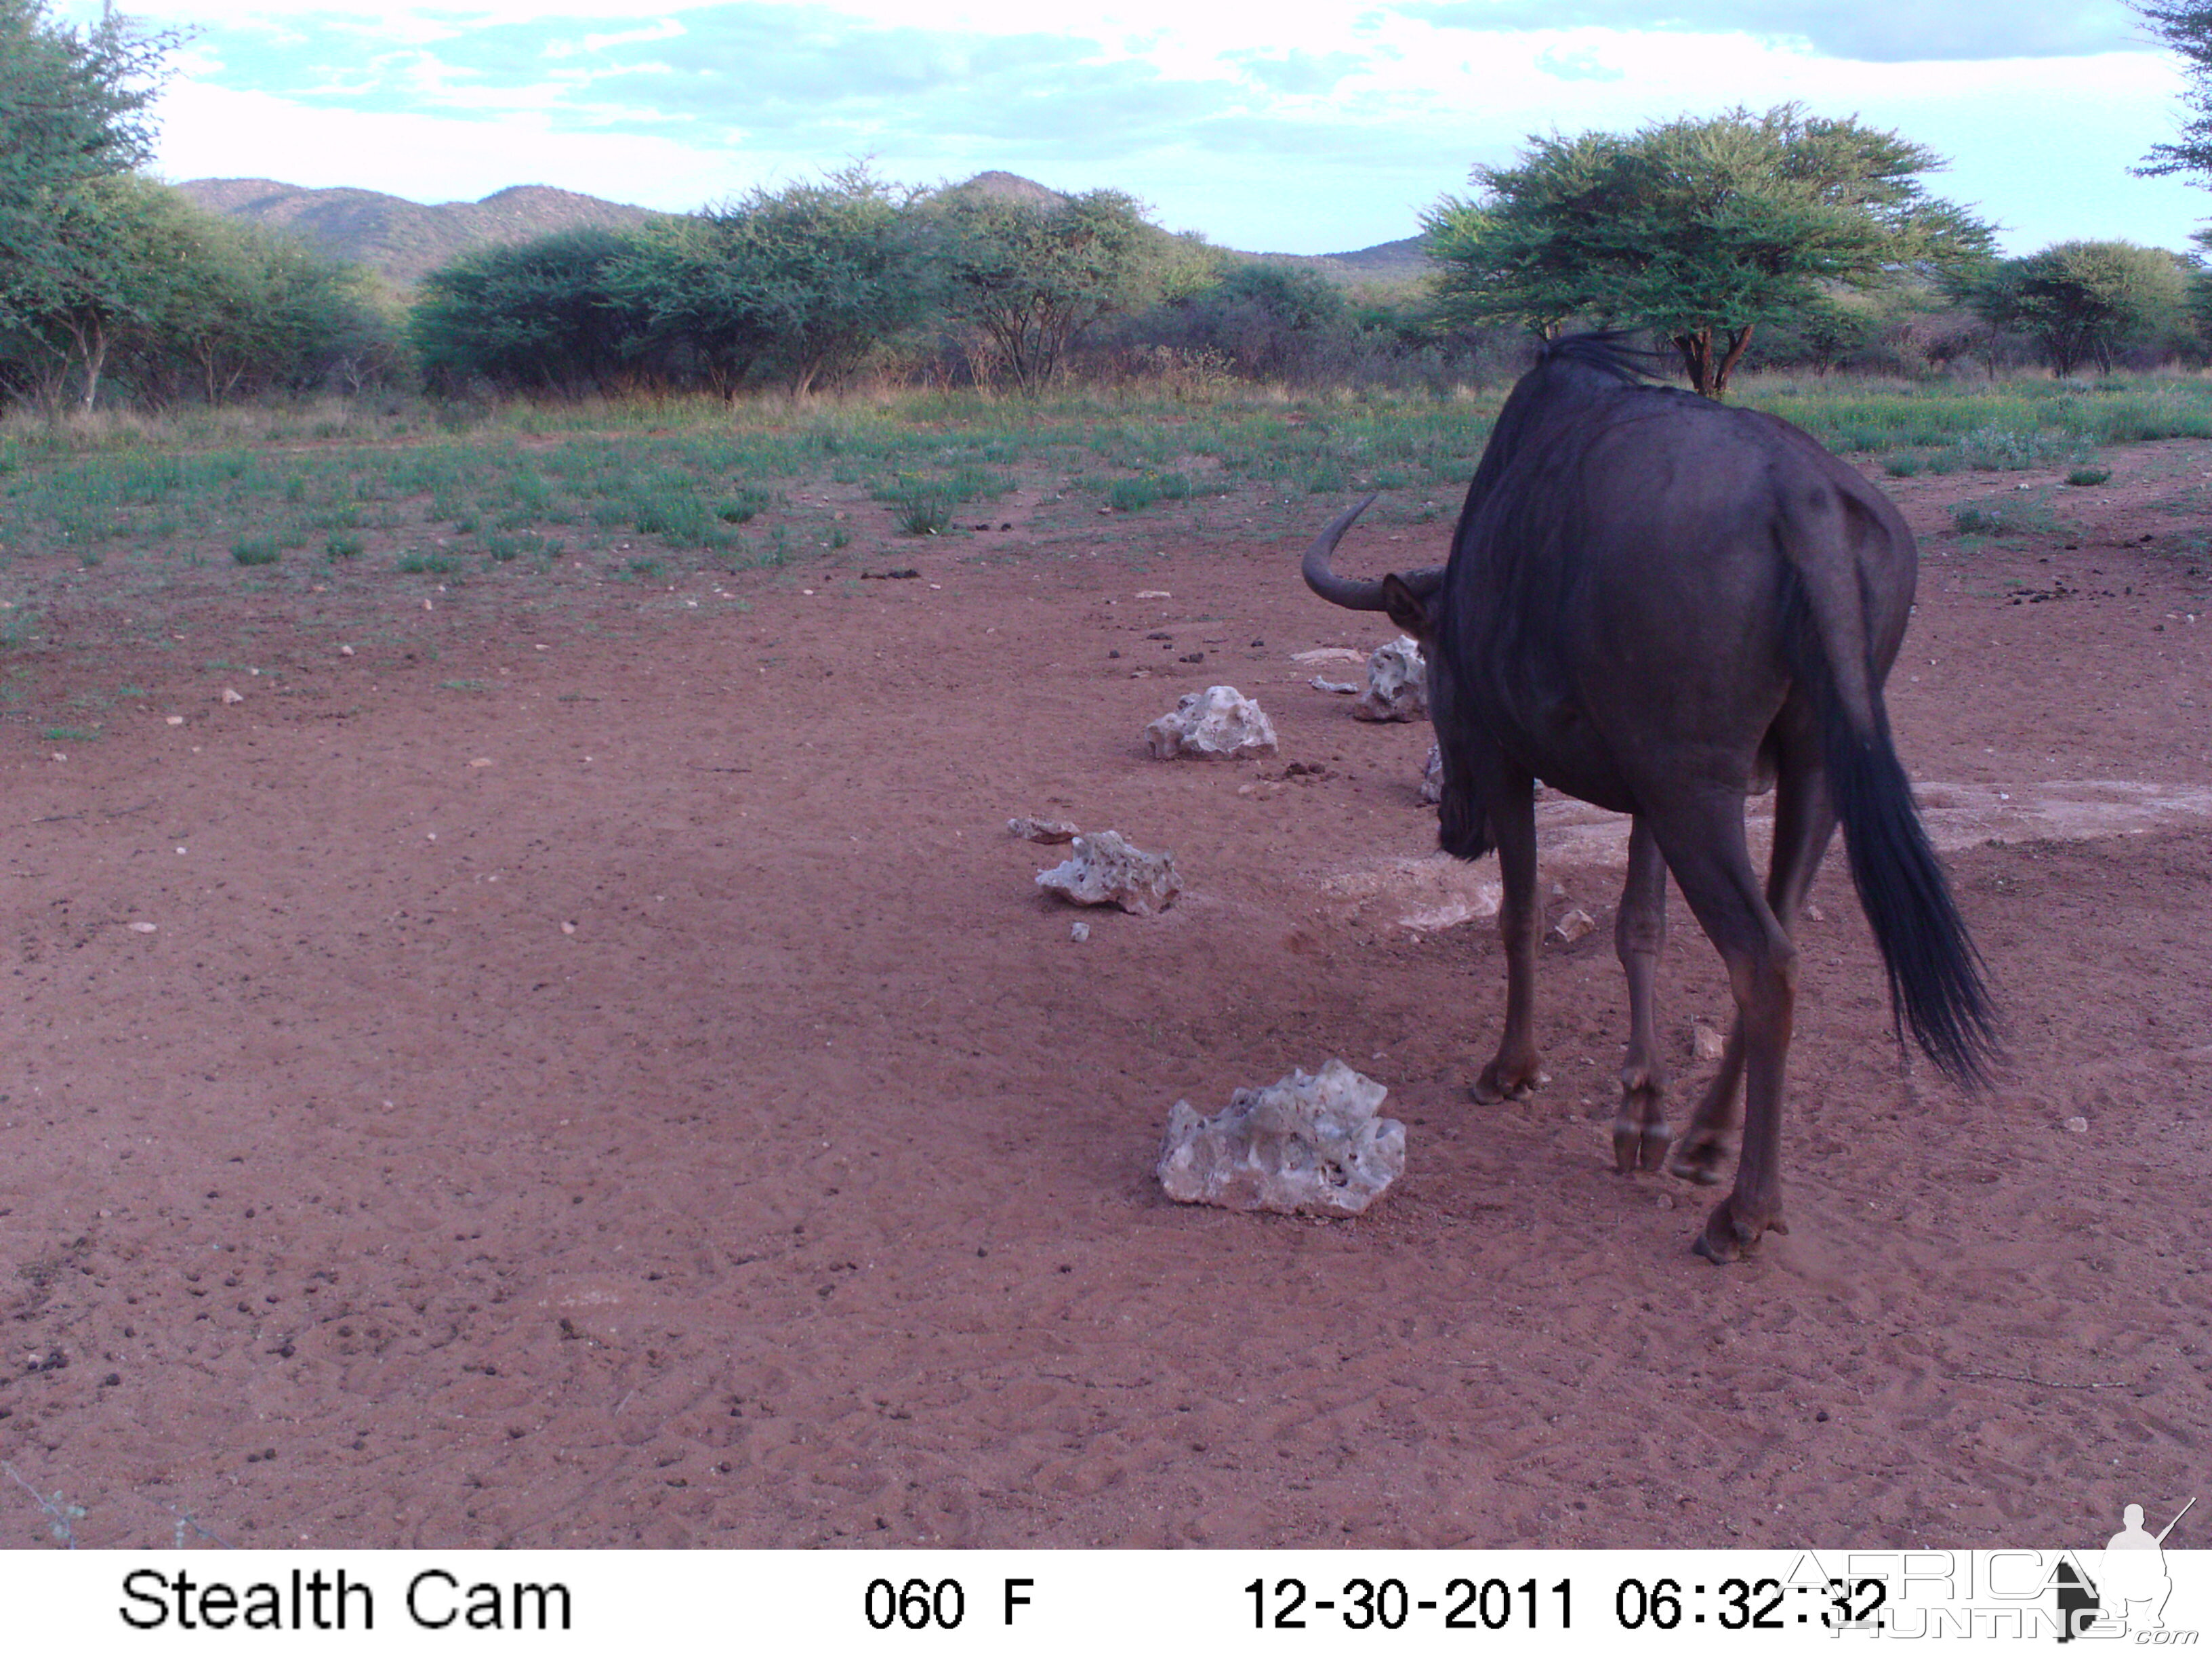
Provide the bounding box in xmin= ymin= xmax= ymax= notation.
xmin=1613 ymin=816 xmax=1672 ymax=1172
xmin=1473 ymin=771 xmax=1542 ymax=1103
xmin=1643 ymin=797 xmax=1800 ymax=1262
xmin=1666 ymin=749 xmax=1835 ymax=1194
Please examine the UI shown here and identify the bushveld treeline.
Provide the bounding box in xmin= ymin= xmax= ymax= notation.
xmin=2 ymin=1 xmax=2207 ymax=415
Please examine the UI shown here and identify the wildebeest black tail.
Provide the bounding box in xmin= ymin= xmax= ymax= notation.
xmin=1782 ymin=570 xmax=2001 ymax=1090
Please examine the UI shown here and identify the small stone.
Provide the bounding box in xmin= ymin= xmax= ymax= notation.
xmin=126 ymin=922 xmax=157 ymax=935
xmin=165 ymin=715 xmax=184 ymax=726
xmin=221 ymin=687 xmax=245 ymax=705
xmin=1036 ymin=830 xmax=1182 ymax=916
xmin=2063 ymin=1116 xmax=2089 ymax=1134
xmin=468 ymin=758 xmax=494 ymax=769
xmin=560 ymin=920 xmax=577 ymax=935
xmin=1007 ymin=816 xmax=1079 ymax=844
xmin=1689 ymin=1019 xmax=1727 ymax=1061
xmin=1419 ymin=743 xmax=1443 ymax=804
xmin=1309 ymin=677 xmax=1359 ymax=695
xmin=1158 ymin=1059 xmax=1405 ymax=1217
xmin=1801 ymin=901 xmax=1825 ymax=922
xmin=1353 ymin=636 xmax=1427 ymax=722
xmin=1145 ymin=685 xmax=1277 ymax=760
xmin=1547 ymin=907 xmax=1597 ymax=945
xmin=1135 ymin=590 xmax=1171 ymax=599
xmin=340 ymin=646 xmax=354 ymax=657
xmin=1069 ymin=922 xmax=1090 ymax=943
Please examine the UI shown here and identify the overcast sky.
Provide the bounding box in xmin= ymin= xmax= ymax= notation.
xmin=69 ymin=0 xmax=2212 ymax=256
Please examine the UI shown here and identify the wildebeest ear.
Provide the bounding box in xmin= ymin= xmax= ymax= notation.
xmin=1380 ymin=573 xmax=1435 ymax=641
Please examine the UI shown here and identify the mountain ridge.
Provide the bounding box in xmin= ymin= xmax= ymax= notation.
xmin=173 ymin=173 xmax=1428 ymax=289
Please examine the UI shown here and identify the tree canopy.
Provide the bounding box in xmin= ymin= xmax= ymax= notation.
xmin=1952 ymin=241 xmax=2192 ymax=375
xmin=0 ymin=0 xmax=176 ymax=360
xmin=926 ymin=186 xmax=1184 ymax=393
xmin=2136 ymin=1 xmax=2212 ymax=183
xmin=1424 ymin=104 xmax=1993 ymax=396
xmin=611 ymin=168 xmax=928 ymax=396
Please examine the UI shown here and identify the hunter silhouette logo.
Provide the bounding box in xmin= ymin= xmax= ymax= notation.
xmin=2056 ymin=1496 xmax=2196 ymax=1641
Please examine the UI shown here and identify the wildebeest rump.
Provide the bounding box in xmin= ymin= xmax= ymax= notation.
xmin=1303 ymin=334 xmax=1997 ymax=1261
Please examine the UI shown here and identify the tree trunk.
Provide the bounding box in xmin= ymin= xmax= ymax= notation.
xmin=1711 ymin=324 xmax=1756 ymax=399
xmin=1673 ymin=329 xmax=1715 ymax=398
xmin=75 ymin=319 xmax=109 ymax=413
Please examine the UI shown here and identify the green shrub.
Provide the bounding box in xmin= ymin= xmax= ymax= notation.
xmin=2066 ymin=465 xmax=2112 ymax=487
xmin=716 ymin=488 xmax=770 ymax=523
xmin=232 ymin=536 xmax=280 ymax=566
xmin=325 ymin=531 xmax=365 ymax=558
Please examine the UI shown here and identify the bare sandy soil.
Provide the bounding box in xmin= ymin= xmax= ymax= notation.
xmin=0 ymin=434 xmax=2206 ymax=1549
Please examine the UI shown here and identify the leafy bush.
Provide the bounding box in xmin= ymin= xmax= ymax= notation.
xmin=2066 ymin=465 xmax=2112 ymax=487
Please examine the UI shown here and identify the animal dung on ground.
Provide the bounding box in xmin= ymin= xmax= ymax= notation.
xmin=1145 ymin=685 xmax=1277 ymax=760
xmin=1007 ymin=816 xmax=1080 ymax=844
xmin=1353 ymin=635 xmax=1429 ymax=722
xmin=1036 ymin=830 xmax=1183 ymax=916
xmin=1157 ymin=1059 xmax=1405 ymax=1217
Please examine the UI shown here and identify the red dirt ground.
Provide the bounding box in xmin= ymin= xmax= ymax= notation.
xmin=0 ymin=436 xmax=2206 ymax=1550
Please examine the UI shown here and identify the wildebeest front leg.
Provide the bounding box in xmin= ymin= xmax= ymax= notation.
xmin=1473 ymin=772 xmax=1542 ymax=1103
xmin=1612 ymin=817 xmax=1671 ymax=1172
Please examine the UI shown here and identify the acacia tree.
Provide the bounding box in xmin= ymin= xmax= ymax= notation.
xmin=1425 ymin=105 xmax=1992 ymax=396
xmin=1957 ymin=241 xmax=2190 ymax=375
xmin=0 ymin=1 xmax=176 ymax=351
xmin=411 ymin=228 xmax=655 ymax=394
xmin=928 ymin=186 xmax=1174 ymax=393
xmin=609 ymin=167 xmax=928 ymax=396
xmin=2137 ymin=2 xmax=2212 ymax=182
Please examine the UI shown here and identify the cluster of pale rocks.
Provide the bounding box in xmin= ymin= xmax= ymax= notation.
xmin=1011 ymin=635 xmax=1439 ymax=1216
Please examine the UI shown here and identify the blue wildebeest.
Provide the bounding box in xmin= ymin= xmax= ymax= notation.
xmin=1303 ymin=334 xmax=1996 ymax=1261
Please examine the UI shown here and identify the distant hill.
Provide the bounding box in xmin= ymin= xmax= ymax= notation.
xmin=175 ymin=172 xmax=1431 ymax=290
xmin=1240 ymin=236 xmax=1429 ymax=287
xmin=173 ymin=180 xmax=663 ymax=286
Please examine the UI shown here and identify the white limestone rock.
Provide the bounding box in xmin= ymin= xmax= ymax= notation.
xmin=1145 ymin=684 xmax=1277 ymax=760
xmin=1419 ymin=742 xmax=1443 ymax=804
xmin=1157 ymin=1059 xmax=1406 ymax=1217
xmin=1353 ymin=636 xmax=1427 ymax=722
xmin=1036 ymin=830 xmax=1182 ymax=916
xmin=1008 ymin=816 xmax=1080 ymax=844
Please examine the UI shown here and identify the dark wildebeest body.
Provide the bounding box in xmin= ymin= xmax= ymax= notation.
xmin=1304 ymin=335 xmax=1995 ymax=1260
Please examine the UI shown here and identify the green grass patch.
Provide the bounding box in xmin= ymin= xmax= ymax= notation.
xmin=1952 ymin=490 xmax=2062 ymax=540
xmin=231 ymin=535 xmax=281 ymax=566
xmin=2066 ymin=465 xmax=2112 ymax=487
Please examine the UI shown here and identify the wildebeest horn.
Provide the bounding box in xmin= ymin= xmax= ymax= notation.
xmin=1300 ymin=492 xmax=1444 ymax=613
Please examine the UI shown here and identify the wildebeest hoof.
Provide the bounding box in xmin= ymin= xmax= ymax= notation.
xmin=1612 ymin=1120 xmax=1671 ymax=1174
xmin=1472 ymin=1057 xmax=1543 ymax=1103
xmin=1666 ymin=1135 xmax=1727 ymax=1186
xmin=1692 ymin=1197 xmax=1784 ymax=1263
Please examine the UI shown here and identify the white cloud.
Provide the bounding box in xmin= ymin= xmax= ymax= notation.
xmin=78 ymin=0 xmax=2212 ymax=253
